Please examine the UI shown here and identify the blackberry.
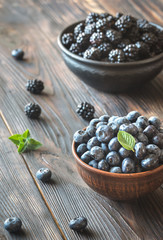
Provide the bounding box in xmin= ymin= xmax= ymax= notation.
xmin=85 ymin=12 xmax=100 ymax=25
xmin=117 ymin=39 xmax=131 ymax=49
xmin=115 ymin=12 xmax=123 ymax=19
xmin=69 ymin=43 xmax=81 ymax=55
xmin=84 ymin=23 xmax=96 ymax=35
xmin=98 ymin=43 xmax=112 ymax=58
xmin=100 ymin=13 xmax=111 ymax=18
xmin=76 ymin=102 xmax=95 ymax=121
xmin=90 ymin=32 xmax=105 ymax=46
xmin=106 ymin=29 xmax=122 ymax=45
xmin=26 ymin=79 xmax=44 ymax=94
xmin=123 ymin=44 xmax=139 ymax=60
xmin=96 ymin=18 xmax=109 ymax=32
xmin=157 ymin=30 xmax=163 ymax=50
xmin=127 ymin=26 xmax=140 ymax=41
xmin=76 ymin=32 xmax=90 ymax=50
xmin=138 ymin=22 xmax=157 ymax=34
xmin=137 ymin=19 xmax=148 ymax=30
xmin=108 ymin=49 xmax=125 ymax=63
xmin=62 ymin=33 xmax=74 ymax=48
xmin=74 ymin=22 xmax=85 ymax=37
xmin=24 ymin=103 xmax=41 ymax=119
xmin=115 ymin=15 xmax=136 ymax=33
xmin=135 ymin=41 xmax=150 ymax=59
xmin=141 ymin=32 xmax=157 ymax=46
xmin=11 ymin=49 xmax=24 ymax=60
xmin=106 ymin=15 xmax=116 ymax=28
xmin=83 ymin=47 xmax=101 ymax=60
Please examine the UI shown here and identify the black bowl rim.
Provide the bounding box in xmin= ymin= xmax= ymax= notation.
xmin=72 ymin=140 xmax=163 ymax=179
xmin=58 ymin=20 xmax=163 ymax=66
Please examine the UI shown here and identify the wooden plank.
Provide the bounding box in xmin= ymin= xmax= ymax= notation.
xmin=0 ymin=115 xmax=63 ymax=240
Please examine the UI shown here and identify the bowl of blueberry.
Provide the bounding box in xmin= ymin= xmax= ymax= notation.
xmin=58 ymin=12 xmax=163 ymax=93
xmin=72 ymin=111 xmax=163 ymax=201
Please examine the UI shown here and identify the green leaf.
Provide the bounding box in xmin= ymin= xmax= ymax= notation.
xmin=22 ymin=129 xmax=30 ymax=139
xmin=117 ymin=131 xmax=135 ymax=152
xmin=9 ymin=134 xmax=21 ymax=145
xmin=18 ymin=142 xmax=28 ymax=153
xmin=27 ymin=138 xmax=42 ymax=150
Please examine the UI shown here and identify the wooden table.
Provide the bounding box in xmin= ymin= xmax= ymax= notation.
xmin=0 ymin=0 xmax=163 ymax=239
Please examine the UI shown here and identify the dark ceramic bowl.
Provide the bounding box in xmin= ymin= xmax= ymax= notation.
xmin=72 ymin=141 xmax=163 ymax=201
xmin=58 ymin=21 xmax=163 ymax=93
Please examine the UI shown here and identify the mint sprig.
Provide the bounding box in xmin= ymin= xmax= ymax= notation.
xmin=117 ymin=131 xmax=135 ymax=152
xmin=9 ymin=129 xmax=42 ymax=153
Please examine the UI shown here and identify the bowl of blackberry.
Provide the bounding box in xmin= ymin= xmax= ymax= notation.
xmin=72 ymin=110 xmax=163 ymax=201
xmin=58 ymin=12 xmax=163 ymax=93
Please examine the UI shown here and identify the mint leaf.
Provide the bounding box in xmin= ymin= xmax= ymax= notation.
xmin=22 ymin=129 xmax=30 ymax=139
xmin=18 ymin=142 xmax=27 ymax=153
xmin=8 ymin=134 xmax=21 ymax=145
xmin=27 ymin=138 xmax=42 ymax=150
xmin=117 ymin=131 xmax=135 ymax=152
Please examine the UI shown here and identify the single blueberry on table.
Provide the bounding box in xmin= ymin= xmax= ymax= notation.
xmin=122 ymin=158 xmax=135 ymax=173
xmin=148 ymin=116 xmax=161 ymax=129
xmin=77 ymin=143 xmax=87 ymax=156
xmin=126 ymin=111 xmax=141 ymax=122
xmin=69 ymin=216 xmax=87 ymax=231
xmin=134 ymin=142 xmax=146 ymax=160
xmin=81 ymin=151 xmax=92 ymax=163
xmin=96 ymin=125 xmax=114 ymax=143
xmin=88 ymin=160 xmax=98 ymax=168
xmin=141 ymin=154 xmax=159 ymax=170
xmin=4 ymin=217 xmax=22 ymax=233
xmin=90 ymin=146 xmax=105 ymax=161
xmin=11 ymin=49 xmax=24 ymax=60
xmin=87 ymin=136 xmax=100 ymax=150
xmin=36 ymin=168 xmax=52 ymax=182
xmin=106 ymin=151 xmax=121 ymax=166
xmin=143 ymin=125 xmax=157 ymax=139
xmin=108 ymin=137 xmax=121 ymax=151
xmin=110 ymin=166 xmax=122 ymax=173
xmin=98 ymin=159 xmax=109 ymax=171
xmin=73 ymin=130 xmax=89 ymax=143
xmin=146 ymin=144 xmax=161 ymax=157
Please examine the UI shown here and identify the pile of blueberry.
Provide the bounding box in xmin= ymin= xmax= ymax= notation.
xmin=73 ymin=111 xmax=163 ymax=173
xmin=62 ymin=12 xmax=163 ymax=63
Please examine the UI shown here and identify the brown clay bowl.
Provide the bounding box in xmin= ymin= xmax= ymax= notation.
xmin=72 ymin=141 xmax=163 ymax=201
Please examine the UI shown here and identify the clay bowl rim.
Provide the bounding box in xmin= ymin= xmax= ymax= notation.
xmin=58 ymin=20 xmax=163 ymax=67
xmin=72 ymin=140 xmax=163 ymax=179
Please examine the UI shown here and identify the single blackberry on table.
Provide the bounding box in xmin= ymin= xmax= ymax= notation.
xmin=62 ymin=33 xmax=74 ymax=48
xmin=83 ymin=47 xmax=101 ymax=60
xmin=135 ymin=41 xmax=150 ymax=59
xmin=90 ymin=32 xmax=105 ymax=46
xmin=26 ymin=79 xmax=44 ymax=94
xmin=76 ymin=102 xmax=95 ymax=121
xmin=84 ymin=23 xmax=96 ymax=35
xmin=85 ymin=12 xmax=100 ymax=25
xmin=74 ymin=22 xmax=85 ymax=37
xmin=141 ymin=32 xmax=158 ymax=46
xmin=106 ymin=29 xmax=122 ymax=45
xmin=117 ymin=39 xmax=131 ymax=49
xmin=11 ymin=49 xmax=24 ymax=60
xmin=108 ymin=49 xmax=125 ymax=63
xmin=98 ymin=42 xmax=112 ymax=58
xmin=24 ymin=103 xmax=41 ymax=119
xmin=76 ymin=32 xmax=90 ymax=50
xmin=69 ymin=43 xmax=81 ymax=55
xmin=123 ymin=44 xmax=139 ymax=60
xmin=115 ymin=15 xmax=137 ymax=33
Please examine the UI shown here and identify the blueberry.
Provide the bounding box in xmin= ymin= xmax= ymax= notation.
xmin=87 ymin=136 xmax=100 ymax=150
xmin=96 ymin=125 xmax=114 ymax=143
xmin=149 ymin=116 xmax=161 ymax=129
xmin=107 ymin=122 xmax=119 ymax=134
xmin=108 ymin=137 xmax=121 ymax=151
xmin=110 ymin=166 xmax=122 ymax=173
xmin=137 ymin=133 xmax=148 ymax=145
xmin=136 ymin=116 xmax=149 ymax=129
xmin=73 ymin=130 xmax=89 ymax=143
xmin=122 ymin=158 xmax=135 ymax=173
xmin=152 ymin=133 xmax=163 ymax=148
xmin=99 ymin=114 xmax=110 ymax=122
xmin=119 ymin=123 xmax=138 ymax=136
xmin=81 ymin=151 xmax=92 ymax=163
xmin=143 ymin=125 xmax=157 ymax=139
xmin=98 ymin=159 xmax=109 ymax=171
xmin=77 ymin=143 xmax=87 ymax=156
xmin=126 ymin=111 xmax=141 ymax=122
xmin=141 ymin=154 xmax=159 ymax=170
xmin=36 ymin=168 xmax=52 ymax=182
xmin=96 ymin=122 xmax=108 ymax=128
xmin=101 ymin=143 xmax=109 ymax=155
xmin=106 ymin=151 xmax=121 ymax=166
xmin=133 ymin=123 xmax=143 ymax=133
xmin=90 ymin=146 xmax=105 ymax=161
xmin=88 ymin=160 xmax=98 ymax=168
xmin=69 ymin=216 xmax=87 ymax=231
xmin=4 ymin=217 xmax=22 ymax=233
xmin=114 ymin=117 xmax=130 ymax=125
xmin=119 ymin=147 xmax=133 ymax=158
xmin=89 ymin=118 xmax=100 ymax=127
xmin=159 ymin=150 xmax=163 ymax=163
xmin=11 ymin=49 xmax=24 ymax=60
xmin=146 ymin=144 xmax=161 ymax=157
xmin=86 ymin=125 xmax=96 ymax=137
xmin=108 ymin=116 xmax=118 ymax=123
xmin=134 ymin=142 xmax=146 ymax=160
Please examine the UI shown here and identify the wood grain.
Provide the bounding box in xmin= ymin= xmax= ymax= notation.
xmin=0 ymin=0 xmax=163 ymax=239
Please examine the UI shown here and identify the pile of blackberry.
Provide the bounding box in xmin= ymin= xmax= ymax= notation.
xmin=73 ymin=111 xmax=163 ymax=173
xmin=62 ymin=12 xmax=163 ymax=62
